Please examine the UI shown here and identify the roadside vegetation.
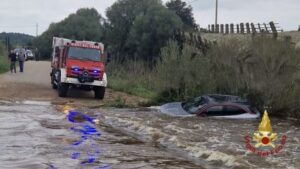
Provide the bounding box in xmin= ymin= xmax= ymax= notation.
xmin=30 ymin=0 xmax=300 ymax=118
xmin=108 ymin=37 xmax=300 ymax=118
xmin=0 ymin=43 xmax=9 ymax=74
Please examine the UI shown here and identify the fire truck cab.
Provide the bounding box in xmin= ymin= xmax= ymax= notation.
xmin=50 ymin=37 xmax=107 ymax=99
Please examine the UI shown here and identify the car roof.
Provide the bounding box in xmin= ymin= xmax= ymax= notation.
xmin=203 ymin=94 xmax=249 ymax=104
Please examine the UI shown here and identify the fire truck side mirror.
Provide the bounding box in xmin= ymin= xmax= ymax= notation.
xmin=55 ymin=47 xmax=59 ymax=57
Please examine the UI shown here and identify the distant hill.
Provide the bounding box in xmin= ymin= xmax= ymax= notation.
xmin=0 ymin=32 xmax=34 ymax=49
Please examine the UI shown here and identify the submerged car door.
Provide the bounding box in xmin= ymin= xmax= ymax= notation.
xmin=199 ymin=105 xmax=224 ymax=116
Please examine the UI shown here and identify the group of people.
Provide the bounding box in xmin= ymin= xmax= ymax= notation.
xmin=8 ymin=48 xmax=26 ymax=73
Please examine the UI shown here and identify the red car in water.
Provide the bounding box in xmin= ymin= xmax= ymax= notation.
xmin=160 ymin=95 xmax=260 ymax=119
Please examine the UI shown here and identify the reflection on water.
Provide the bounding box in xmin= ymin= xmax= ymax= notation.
xmin=64 ymin=111 xmax=109 ymax=169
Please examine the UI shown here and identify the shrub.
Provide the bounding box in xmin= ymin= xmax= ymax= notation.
xmin=0 ymin=43 xmax=9 ymax=74
xmin=107 ymin=37 xmax=300 ymax=118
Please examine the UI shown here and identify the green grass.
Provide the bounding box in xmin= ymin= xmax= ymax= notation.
xmin=108 ymin=77 xmax=158 ymax=99
xmin=0 ymin=43 xmax=9 ymax=74
xmin=0 ymin=54 xmax=9 ymax=74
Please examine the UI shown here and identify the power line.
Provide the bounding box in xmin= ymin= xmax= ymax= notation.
xmin=215 ymin=0 xmax=218 ymax=27
xmin=36 ymin=23 xmax=39 ymax=37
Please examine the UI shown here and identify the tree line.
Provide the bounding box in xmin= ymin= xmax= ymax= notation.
xmin=33 ymin=0 xmax=198 ymax=66
xmin=0 ymin=32 xmax=34 ymax=50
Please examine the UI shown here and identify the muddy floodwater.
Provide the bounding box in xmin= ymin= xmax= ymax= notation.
xmin=0 ymin=101 xmax=201 ymax=169
xmin=1 ymin=101 xmax=300 ymax=169
xmin=101 ymin=108 xmax=300 ymax=169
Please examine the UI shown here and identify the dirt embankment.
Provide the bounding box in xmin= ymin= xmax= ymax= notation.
xmin=0 ymin=61 xmax=146 ymax=106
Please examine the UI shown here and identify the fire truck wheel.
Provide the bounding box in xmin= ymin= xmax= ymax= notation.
xmin=52 ymin=83 xmax=58 ymax=89
xmin=94 ymin=86 xmax=105 ymax=99
xmin=58 ymin=83 xmax=69 ymax=97
xmin=51 ymin=76 xmax=58 ymax=89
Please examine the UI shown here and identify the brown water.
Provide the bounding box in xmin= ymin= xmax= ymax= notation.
xmin=0 ymin=101 xmax=202 ymax=169
xmin=1 ymin=100 xmax=299 ymax=169
xmin=101 ymin=108 xmax=300 ymax=169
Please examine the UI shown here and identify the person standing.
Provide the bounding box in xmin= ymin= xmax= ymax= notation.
xmin=18 ymin=48 xmax=26 ymax=72
xmin=8 ymin=50 xmax=17 ymax=73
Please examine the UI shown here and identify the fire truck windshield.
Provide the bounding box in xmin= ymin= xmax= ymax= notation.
xmin=68 ymin=47 xmax=101 ymax=62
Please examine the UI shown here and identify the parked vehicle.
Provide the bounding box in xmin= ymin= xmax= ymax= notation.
xmin=160 ymin=94 xmax=260 ymax=119
xmin=25 ymin=50 xmax=34 ymax=60
xmin=50 ymin=37 xmax=108 ymax=99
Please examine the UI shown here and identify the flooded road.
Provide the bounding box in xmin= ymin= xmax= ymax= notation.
xmin=0 ymin=101 xmax=202 ymax=169
xmin=1 ymin=99 xmax=300 ymax=169
xmin=101 ymin=108 xmax=300 ymax=169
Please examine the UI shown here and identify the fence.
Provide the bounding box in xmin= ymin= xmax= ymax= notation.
xmin=207 ymin=21 xmax=282 ymax=39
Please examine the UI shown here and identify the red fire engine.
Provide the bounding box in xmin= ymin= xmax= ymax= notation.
xmin=50 ymin=37 xmax=108 ymax=99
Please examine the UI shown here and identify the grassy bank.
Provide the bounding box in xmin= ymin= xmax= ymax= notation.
xmin=107 ymin=37 xmax=300 ymax=118
xmin=0 ymin=43 xmax=9 ymax=74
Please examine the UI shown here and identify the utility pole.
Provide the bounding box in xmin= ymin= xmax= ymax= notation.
xmin=215 ymin=0 xmax=218 ymax=27
xmin=36 ymin=23 xmax=39 ymax=37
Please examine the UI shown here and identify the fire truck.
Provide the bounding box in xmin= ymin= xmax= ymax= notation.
xmin=50 ymin=37 xmax=108 ymax=99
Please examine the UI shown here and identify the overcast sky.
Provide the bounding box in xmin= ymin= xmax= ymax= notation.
xmin=0 ymin=0 xmax=299 ymax=36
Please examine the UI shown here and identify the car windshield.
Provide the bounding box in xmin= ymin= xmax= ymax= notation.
xmin=182 ymin=97 xmax=207 ymax=114
xmin=68 ymin=47 xmax=101 ymax=62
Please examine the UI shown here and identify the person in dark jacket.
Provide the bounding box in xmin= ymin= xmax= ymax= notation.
xmin=8 ymin=50 xmax=17 ymax=73
xmin=18 ymin=48 xmax=26 ymax=72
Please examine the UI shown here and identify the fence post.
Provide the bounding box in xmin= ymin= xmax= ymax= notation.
xmin=216 ymin=24 xmax=220 ymax=33
xmin=230 ymin=24 xmax=234 ymax=33
xmin=257 ymin=23 xmax=262 ymax=33
xmin=220 ymin=24 xmax=224 ymax=34
xmin=251 ymin=23 xmax=257 ymax=37
xmin=246 ymin=23 xmax=251 ymax=34
xmin=269 ymin=21 xmax=278 ymax=39
xmin=263 ymin=23 xmax=269 ymax=33
xmin=225 ymin=24 xmax=229 ymax=34
xmin=236 ymin=24 xmax=240 ymax=33
xmin=211 ymin=24 xmax=215 ymax=33
xmin=240 ymin=23 xmax=245 ymax=34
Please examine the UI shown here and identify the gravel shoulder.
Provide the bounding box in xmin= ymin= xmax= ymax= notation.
xmin=0 ymin=61 xmax=146 ymax=106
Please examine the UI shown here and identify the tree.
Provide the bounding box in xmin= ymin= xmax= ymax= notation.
xmin=166 ymin=0 xmax=198 ymax=30
xmin=105 ymin=0 xmax=163 ymax=62
xmin=105 ymin=0 xmax=183 ymax=65
xmin=127 ymin=4 xmax=183 ymax=66
xmin=33 ymin=8 xmax=104 ymax=58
